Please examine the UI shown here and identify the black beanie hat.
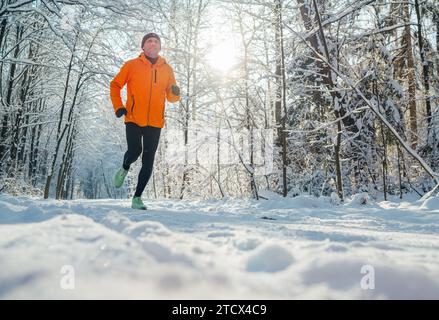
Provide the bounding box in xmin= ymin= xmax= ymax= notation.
xmin=141 ymin=33 xmax=161 ymax=48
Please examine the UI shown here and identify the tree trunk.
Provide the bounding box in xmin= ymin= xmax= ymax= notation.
xmin=274 ymin=0 xmax=289 ymax=197
xmin=403 ymin=1 xmax=418 ymax=149
xmin=298 ymin=0 xmax=345 ymax=200
xmin=414 ymin=0 xmax=432 ymax=134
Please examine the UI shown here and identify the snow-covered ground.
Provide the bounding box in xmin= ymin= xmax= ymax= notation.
xmin=1 ymin=191 xmax=439 ymax=299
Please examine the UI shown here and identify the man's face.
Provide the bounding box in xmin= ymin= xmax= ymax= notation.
xmin=143 ymin=37 xmax=161 ymax=58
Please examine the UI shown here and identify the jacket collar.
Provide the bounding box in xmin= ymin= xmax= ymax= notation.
xmin=139 ymin=53 xmax=166 ymax=67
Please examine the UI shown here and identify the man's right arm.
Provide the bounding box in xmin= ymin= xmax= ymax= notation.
xmin=110 ymin=62 xmax=130 ymax=115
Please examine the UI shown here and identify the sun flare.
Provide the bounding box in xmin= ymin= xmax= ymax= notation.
xmin=206 ymin=40 xmax=238 ymax=73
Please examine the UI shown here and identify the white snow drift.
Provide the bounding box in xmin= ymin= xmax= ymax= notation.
xmin=0 ymin=192 xmax=439 ymax=299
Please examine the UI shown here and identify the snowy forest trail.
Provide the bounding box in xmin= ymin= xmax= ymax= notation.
xmin=1 ymin=193 xmax=439 ymax=299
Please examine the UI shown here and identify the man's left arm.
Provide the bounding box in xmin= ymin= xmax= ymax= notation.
xmin=166 ymin=66 xmax=181 ymax=103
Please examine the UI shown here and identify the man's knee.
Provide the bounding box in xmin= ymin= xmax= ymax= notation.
xmin=127 ymin=147 xmax=142 ymax=161
xmin=141 ymin=149 xmax=157 ymax=162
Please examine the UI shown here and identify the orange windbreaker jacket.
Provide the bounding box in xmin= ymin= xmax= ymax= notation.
xmin=110 ymin=54 xmax=180 ymax=128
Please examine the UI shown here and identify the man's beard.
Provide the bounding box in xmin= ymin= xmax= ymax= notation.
xmin=144 ymin=49 xmax=159 ymax=58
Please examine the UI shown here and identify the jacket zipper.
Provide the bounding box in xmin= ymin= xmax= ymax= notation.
xmin=154 ymin=69 xmax=157 ymax=85
xmin=147 ymin=67 xmax=153 ymax=126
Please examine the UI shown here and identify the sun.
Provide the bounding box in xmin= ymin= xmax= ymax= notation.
xmin=206 ymin=39 xmax=238 ymax=74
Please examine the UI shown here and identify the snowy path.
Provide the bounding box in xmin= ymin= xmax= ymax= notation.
xmin=1 ymin=192 xmax=439 ymax=299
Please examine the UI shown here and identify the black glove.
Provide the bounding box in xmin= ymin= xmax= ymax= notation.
xmin=115 ymin=107 xmax=127 ymax=118
xmin=171 ymin=85 xmax=180 ymax=96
